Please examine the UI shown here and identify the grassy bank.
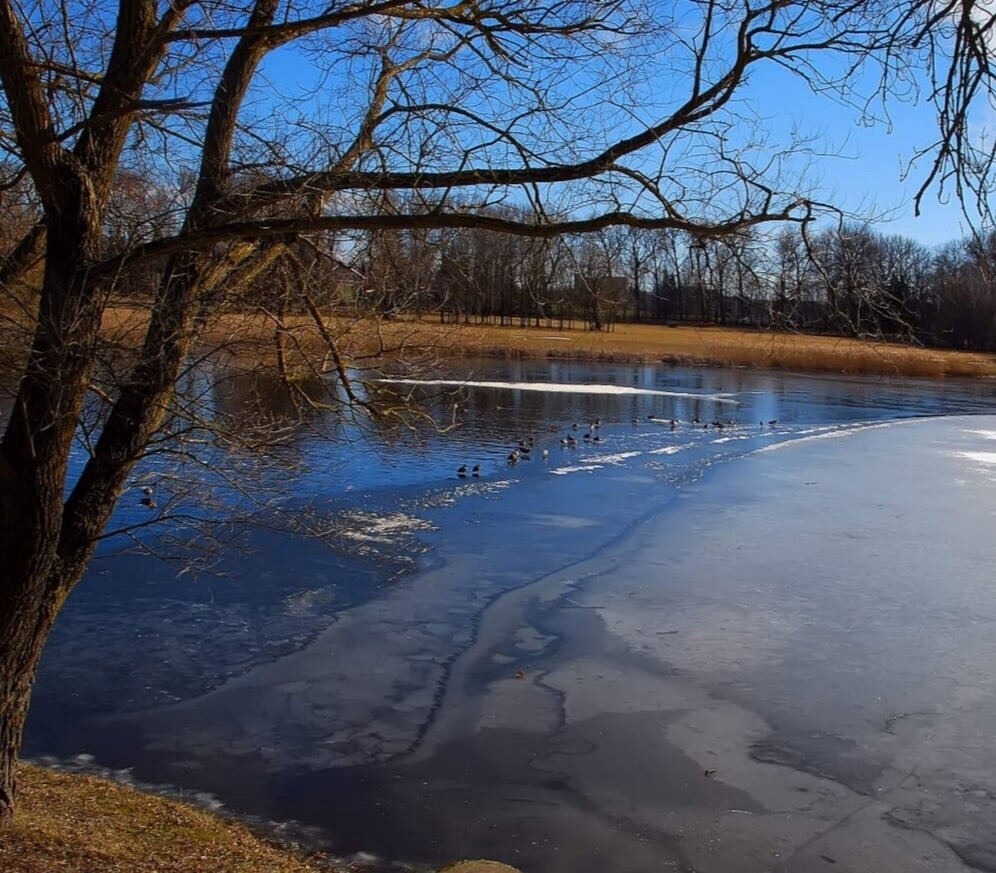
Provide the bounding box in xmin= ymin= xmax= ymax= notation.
xmin=421 ymin=320 xmax=996 ymax=378
xmin=4 ymin=304 xmax=994 ymax=381
xmin=0 ymin=765 xmax=520 ymax=873
xmin=0 ymin=765 xmax=333 ymax=873
xmin=101 ymin=307 xmax=996 ymax=379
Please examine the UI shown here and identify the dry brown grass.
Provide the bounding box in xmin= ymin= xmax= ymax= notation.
xmin=8 ymin=303 xmax=996 ymax=380
xmin=427 ymin=320 xmax=996 ymax=378
xmin=0 ymin=765 xmax=331 ymax=873
xmin=0 ymin=765 xmax=520 ymax=873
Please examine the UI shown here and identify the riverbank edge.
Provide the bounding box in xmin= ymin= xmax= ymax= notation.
xmin=5 ymin=306 xmax=994 ymax=383
xmin=180 ymin=310 xmax=996 ymax=379
xmin=403 ymin=321 xmax=996 ymax=378
xmin=0 ymin=764 xmax=521 ymax=873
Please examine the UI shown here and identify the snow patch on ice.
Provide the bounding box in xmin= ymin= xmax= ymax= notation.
xmin=338 ymin=511 xmax=436 ymax=543
xmin=649 ymin=443 xmax=693 ymax=455
xmin=753 ymin=420 xmax=907 ymax=453
xmin=375 ymin=378 xmax=739 ymax=403
xmin=955 ymin=451 xmax=996 ymax=465
xmin=583 ymin=451 xmax=642 ymax=465
xmin=550 ymin=464 xmax=602 ymax=475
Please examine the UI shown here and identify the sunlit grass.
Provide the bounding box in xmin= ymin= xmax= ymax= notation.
xmin=400 ymin=319 xmax=996 ymax=379
xmin=0 ymin=765 xmax=328 ymax=873
xmin=1 ymin=765 xmax=518 ymax=873
xmin=7 ymin=305 xmax=992 ymax=381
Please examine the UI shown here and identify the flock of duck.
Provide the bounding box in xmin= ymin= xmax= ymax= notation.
xmin=133 ymin=415 xmax=786 ymax=494
xmin=457 ymin=434 xmax=550 ymax=475
xmin=455 ymin=415 xmax=781 ymax=477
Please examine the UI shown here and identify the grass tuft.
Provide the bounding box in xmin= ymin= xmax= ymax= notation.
xmin=0 ymin=765 xmax=331 ymax=873
xmin=0 ymin=765 xmax=521 ymax=873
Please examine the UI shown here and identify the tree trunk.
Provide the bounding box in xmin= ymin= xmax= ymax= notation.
xmin=0 ymin=580 xmax=63 ymax=822
xmin=0 ymin=198 xmax=103 ymax=823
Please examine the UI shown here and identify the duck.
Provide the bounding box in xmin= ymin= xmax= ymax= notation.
xmin=541 ymin=448 xmax=549 ymax=459
xmin=472 ymin=464 xmax=481 ymax=476
xmin=140 ymin=496 xmax=157 ymax=509
xmin=507 ymin=451 xmax=519 ymax=464
xmin=457 ymin=465 xmax=468 ymax=477
xmin=593 ymin=435 xmax=602 ymax=443
xmin=141 ymin=485 xmax=154 ymax=496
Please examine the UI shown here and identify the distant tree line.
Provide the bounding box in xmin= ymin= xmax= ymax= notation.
xmin=348 ymin=212 xmax=996 ymax=352
xmin=3 ymin=171 xmax=995 ymax=352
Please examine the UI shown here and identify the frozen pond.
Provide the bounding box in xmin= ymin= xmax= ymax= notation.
xmin=22 ymin=360 xmax=996 ymax=871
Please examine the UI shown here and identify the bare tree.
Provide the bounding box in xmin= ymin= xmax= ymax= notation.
xmin=932 ymin=232 xmax=996 ymax=349
xmin=772 ymin=227 xmax=818 ymax=328
xmin=0 ymin=0 xmax=993 ymax=822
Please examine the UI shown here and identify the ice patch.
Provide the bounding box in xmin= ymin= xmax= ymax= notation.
xmin=955 ymin=451 xmax=996 ymax=465
xmin=410 ymin=478 xmax=513 ymax=510
xmin=528 ymin=513 xmax=601 ymax=528
xmin=337 ymin=511 xmax=436 ymax=543
xmin=649 ymin=443 xmax=693 ymax=455
xmin=550 ymin=464 xmax=602 ymax=475
xmin=375 ymin=378 xmax=738 ymax=403
xmin=583 ymin=451 xmax=642 ymax=465
xmin=964 ymin=429 xmax=996 ymax=440
xmin=753 ymin=420 xmax=905 ymax=453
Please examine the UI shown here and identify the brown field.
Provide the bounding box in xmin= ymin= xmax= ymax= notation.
xmin=4 ymin=304 xmax=995 ymax=380
xmin=417 ymin=319 xmax=996 ymax=378
xmin=177 ymin=308 xmax=995 ymax=379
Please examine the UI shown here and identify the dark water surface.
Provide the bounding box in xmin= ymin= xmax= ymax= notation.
xmin=22 ymin=360 xmax=996 ymax=871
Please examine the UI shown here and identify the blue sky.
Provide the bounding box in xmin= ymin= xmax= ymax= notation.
xmin=744 ymin=59 xmax=979 ymax=247
xmin=254 ymin=8 xmax=985 ymax=250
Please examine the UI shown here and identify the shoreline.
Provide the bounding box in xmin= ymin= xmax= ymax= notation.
xmin=426 ymin=322 xmax=996 ymax=378
xmin=2 ymin=763 xmax=522 ymax=873
xmin=186 ymin=312 xmax=996 ymax=380
xmin=5 ymin=305 xmax=993 ymax=384
xmin=1 ymin=763 xmax=338 ymax=873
